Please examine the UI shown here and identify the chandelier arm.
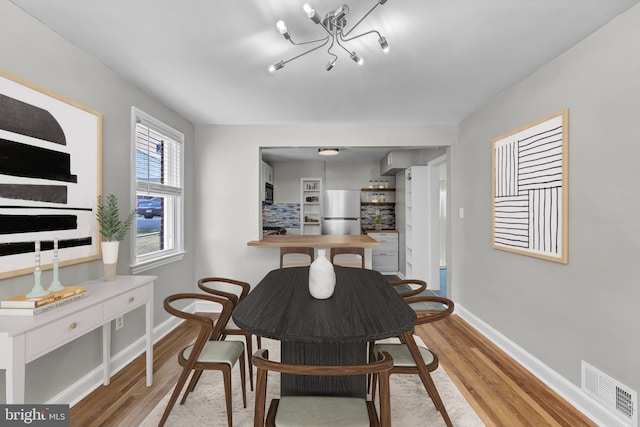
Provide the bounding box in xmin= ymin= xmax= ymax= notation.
xmin=288 ymin=34 xmax=330 ymax=46
xmin=341 ymin=2 xmax=383 ymax=37
xmin=335 ymin=37 xmax=354 ymax=56
xmin=339 ymin=29 xmax=381 ymax=43
xmin=282 ymin=37 xmax=331 ymax=65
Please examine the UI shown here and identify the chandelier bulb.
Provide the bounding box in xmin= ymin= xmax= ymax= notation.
xmin=268 ymin=61 xmax=285 ymax=73
xmin=326 ymin=59 xmax=336 ymax=71
xmin=350 ymin=52 xmax=364 ymax=66
xmin=335 ymin=4 xmax=350 ymax=21
xmin=379 ymin=36 xmax=390 ymax=54
xmin=303 ymin=3 xmax=313 ymax=15
xmin=304 ymin=3 xmax=321 ymax=24
xmin=276 ymin=20 xmax=288 ymax=35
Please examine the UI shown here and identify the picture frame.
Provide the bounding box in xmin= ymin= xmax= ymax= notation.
xmin=0 ymin=69 xmax=102 ymax=279
xmin=492 ymin=109 xmax=568 ymax=263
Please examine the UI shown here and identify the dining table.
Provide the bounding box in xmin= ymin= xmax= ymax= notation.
xmin=233 ymin=265 xmax=417 ymax=398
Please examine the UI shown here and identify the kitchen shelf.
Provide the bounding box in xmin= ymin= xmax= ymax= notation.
xmin=361 ymin=188 xmax=395 ymax=191
xmin=361 ymin=202 xmax=395 ymax=206
xmin=301 ymin=177 xmax=322 ymax=235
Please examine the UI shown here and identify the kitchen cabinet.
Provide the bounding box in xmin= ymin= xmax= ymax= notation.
xmin=405 ymin=166 xmax=439 ymax=289
xmin=260 ymin=161 xmax=273 ymax=202
xmin=366 ymin=231 xmax=398 ymax=274
xmin=263 ymin=161 xmax=273 ymax=185
xmin=300 ymin=178 xmax=322 ymax=235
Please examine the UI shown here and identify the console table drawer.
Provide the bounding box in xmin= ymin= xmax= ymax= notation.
xmin=103 ymin=286 xmax=148 ymax=320
xmin=27 ymin=306 xmax=102 ymax=360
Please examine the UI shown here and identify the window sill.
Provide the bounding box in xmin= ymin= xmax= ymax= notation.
xmin=130 ymin=251 xmax=186 ymax=274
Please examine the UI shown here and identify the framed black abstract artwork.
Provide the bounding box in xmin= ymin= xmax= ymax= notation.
xmin=492 ymin=109 xmax=568 ymax=264
xmin=0 ymin=69 xmax=102 ymax=279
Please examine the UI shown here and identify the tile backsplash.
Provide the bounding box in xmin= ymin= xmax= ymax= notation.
xmin=263 ymin=203 xmax=300 ymax=228
xmin=361 ymin=204 xmax=395 ymax=230
xmin=264 ymin=202 xmax=395 ymax=231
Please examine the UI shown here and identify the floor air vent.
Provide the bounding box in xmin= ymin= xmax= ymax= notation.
xmin=582 ymin=361 xmax=637 ymax=427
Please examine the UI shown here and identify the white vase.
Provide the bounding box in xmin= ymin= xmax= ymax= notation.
xmin=101 ymin=241 xmax=119 ymax=281
xmin=308 ymin=249 xmax=336 ymax=299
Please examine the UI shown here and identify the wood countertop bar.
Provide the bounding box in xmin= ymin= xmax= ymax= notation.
xmin=247 ymin=234 xmax=380 ymax=248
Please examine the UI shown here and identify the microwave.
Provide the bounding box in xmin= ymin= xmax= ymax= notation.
xmin=265 ymin=182 xmax=274 ymax=204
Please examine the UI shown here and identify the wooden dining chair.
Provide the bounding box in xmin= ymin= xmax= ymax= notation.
xmin=160 ymin=293 xmax=247 ymax=427
xmin=370 ymin=295 xmax=455 ymax=427
xmin=252 ymin=348 xmax=394 ymax=427
xmin=388 ymin=278 xmax=427 ymax=299
xmin=330 ymin=247 xmax=365 ymax=268
xmin=198 ymin=277 xmax=261 ymax=391
xmin=279 ymin=246 xmax=315 ymax=268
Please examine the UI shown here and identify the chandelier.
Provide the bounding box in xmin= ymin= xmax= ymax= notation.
xmin=268 ymin=1 xmax=390 ymax=73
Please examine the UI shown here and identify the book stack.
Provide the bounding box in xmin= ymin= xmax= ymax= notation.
xmin=0 ymin=286 xmax=87 ymax=316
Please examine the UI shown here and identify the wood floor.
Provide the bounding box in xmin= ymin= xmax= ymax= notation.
xmin=70 ymin=314 xmax=595 ymax=426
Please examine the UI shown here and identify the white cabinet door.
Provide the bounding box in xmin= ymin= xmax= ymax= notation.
xmin=367 ymin=232 xmax=398 ymax=273
xmin=405 ymin=166 xmax=439 ymax=289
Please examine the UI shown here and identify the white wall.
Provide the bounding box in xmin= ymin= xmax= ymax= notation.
xmin=452 ymin=3 xmax=640 ymax=402
xmin=0 ymin=2 xmax=196 ymax=404
xmin=194 ymin=125 xmax=457 ymax=286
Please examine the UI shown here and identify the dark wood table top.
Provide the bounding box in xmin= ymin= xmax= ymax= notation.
xmin=233 ymin=266 xmax=416 ymax=344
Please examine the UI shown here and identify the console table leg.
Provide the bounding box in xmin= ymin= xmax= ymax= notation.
xmin=145 ymin=294 xmax=153 ymax=386
xmin=102 ymin=323 xmax=111 ymax=385
xmin=5 ymin=335 xmax=26 ymax=404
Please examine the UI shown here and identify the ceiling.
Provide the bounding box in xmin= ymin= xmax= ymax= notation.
xmin=11 ymin=0 xmax=639 ymax=129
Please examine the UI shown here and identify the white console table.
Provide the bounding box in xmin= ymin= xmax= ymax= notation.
xmin=0 ymin=275 xmax=155 ymax=404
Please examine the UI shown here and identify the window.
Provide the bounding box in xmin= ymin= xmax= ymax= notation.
xmin=131 ymin=107 xmax=184 ymax=272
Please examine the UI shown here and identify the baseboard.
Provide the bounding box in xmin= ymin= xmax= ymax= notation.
xmin=455 ymin=304 xmax=627 ymax=427
xmin=47 ymin=303 xmax=193 ymax=407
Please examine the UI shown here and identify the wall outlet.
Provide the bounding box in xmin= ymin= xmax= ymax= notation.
xmin=115 ymin=316 xmax=124 ymax=331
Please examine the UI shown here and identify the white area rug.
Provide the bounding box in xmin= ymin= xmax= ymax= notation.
xmin=141 ymin=338 xmax=484 ymax=426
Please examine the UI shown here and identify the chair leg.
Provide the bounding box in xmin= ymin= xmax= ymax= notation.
xmin=421 ymin=371 xmax=453 ymax=427
xmin=256 ymin=335 xmax=262 ymax=349
xmin=239 ymin=350 xmax=247 ymax=408
xmin=245 ymin=334 xmax=254 ymax=391
xmin=401 ymin=331 xmax=453 ymax=427
xmin=223 ymin=366 xmax=233 ymax=427
xmin=158 ymin=366 xmax=193 ymax=427
xmin=181 ymin=369 xmax=203 ymax=404
xmin=254 ymin=367 xmax=268 ymax=427
xmin=371 ymin=373 xmax=378 ymax=402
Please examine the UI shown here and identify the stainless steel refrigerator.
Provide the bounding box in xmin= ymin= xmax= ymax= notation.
xmin=321 ymin=190 xmax=361 ymax=235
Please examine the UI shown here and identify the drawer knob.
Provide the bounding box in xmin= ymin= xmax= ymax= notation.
xmin=129 ymin=296 xmax=135 ymax=303
xmin=69 ymin=322 xmax=77 ymax=330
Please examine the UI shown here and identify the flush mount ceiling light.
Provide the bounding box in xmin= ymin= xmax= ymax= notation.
xmin=268 ymin=1 xmax=390 ymax=73
xmin=318 ymin=148 xmax=340 ymax=156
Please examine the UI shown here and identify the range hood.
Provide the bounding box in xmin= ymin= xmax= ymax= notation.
xmin=380 ymin=150 xmax=421 ymax=176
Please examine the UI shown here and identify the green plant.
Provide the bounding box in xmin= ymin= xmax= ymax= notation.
xmin=96 ymin=194 xmax=135 ymax=242
xmin=374 ymin=210 xmax=382 ymax=224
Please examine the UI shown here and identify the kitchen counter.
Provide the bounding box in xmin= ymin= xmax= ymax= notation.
xmin=247 ymin=234 xmax=380 ymax=248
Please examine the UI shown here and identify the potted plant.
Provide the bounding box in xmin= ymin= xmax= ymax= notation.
xmin=374 ymin=210 xmax=383 ymax=230
xmin=96 ymin=194 xmax=135 ymax=281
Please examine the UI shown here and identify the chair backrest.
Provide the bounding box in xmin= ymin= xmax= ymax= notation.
xmin=197 ymin=277 xmax=250 ymax=306
xmin=404 ymin=295 xmax=454 ymax=325
xmin=252 ymin=349 xmax=393 ymax=427
xmin=163 ymin=293 xmax=235 ymax=364
xmin=388 ymin=279 xmax=427 ymax=299
xmin=280 ymin=247 xmax=315 ymax=268
xmin=329 ymin=247 xmax=365 ymax=268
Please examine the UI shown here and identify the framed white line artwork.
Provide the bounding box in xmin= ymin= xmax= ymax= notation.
xmin=0 ymin=69 xmax=102 ymax=279
xmin=492 ymin=109 xmax=568 ymax=263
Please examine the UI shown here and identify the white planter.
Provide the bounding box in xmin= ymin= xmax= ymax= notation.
xmin=101 ymin=241 xmax=119 ymax=281
xmin=308 ymin=249 xmax=336 ymax=299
